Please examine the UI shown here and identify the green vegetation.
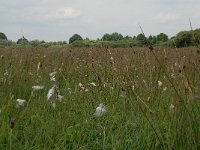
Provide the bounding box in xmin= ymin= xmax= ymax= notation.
xmin=0 ymin=28 xmax=200 ymax=48
xmin=69 ymin=34 xmax=83 ymax=44
xmin=0 ymin=32 xmax=7 ymax=40
xmin=0 ymin=47 xmax=200 ymax=149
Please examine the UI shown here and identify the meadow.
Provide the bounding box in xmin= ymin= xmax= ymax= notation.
xmin=0 ymin=47 xmax=200 ymax=149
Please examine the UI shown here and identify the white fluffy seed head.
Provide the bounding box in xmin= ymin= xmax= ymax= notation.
xmin=16 ymin=99 xmax=27 ymax=108
xmin=47 ymin=85 xmax=58 ymax=100
xmin=158 ymin=81 xmax=162 ymax=87
xmin=90 ymin=82 xmax=96 ymax=87
xmin=32 ymin=85 xmax=44 ymax=90
xmin=94 ymin=104 xmax=107 ymax=117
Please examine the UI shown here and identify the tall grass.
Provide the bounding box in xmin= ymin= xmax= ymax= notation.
xmin=0 ymin=47 xmax=200 ymax=149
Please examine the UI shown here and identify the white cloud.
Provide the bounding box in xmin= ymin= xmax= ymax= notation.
xmin=55 ymin=8 xmax=81 ymax=19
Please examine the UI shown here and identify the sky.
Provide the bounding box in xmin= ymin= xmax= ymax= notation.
xmin=0 ymin=0 xmax=200 ymax=42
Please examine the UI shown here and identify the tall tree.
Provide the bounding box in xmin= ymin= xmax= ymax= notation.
xmin=17 ymin=36 xmax=28 ymax=44
xmin=102 ymin=32 xmax=123 ymax=41
xmin=69 ymin=34 xmax=83 ymax=44
xmin=174 ymin=31 xmax=192 ymax=47
xmin=136 ymin=33 xmax=146 ymax=45
xmin=156 ymin=33 xmax=168 ymax=42
xmin=0 ymin=32 xmax=7 ymax=40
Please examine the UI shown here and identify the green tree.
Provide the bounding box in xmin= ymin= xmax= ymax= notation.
xmin=102 ymin=33 xmax=111 ymax=41
xmin=17 ymin=36 xmax=29 ymax=44
xmin=148 ymin=35 xmax=157 ymax=44
xmin=102 ymin=32 xmax=123 ymax=41
xmin=69 ymin=34 xmax=83 ymax=44
xmin=192 ymin=29 xmax=200 ymax=45
xmin=174 ymin=31 xmax=192 ymax=47
xmin=111 ymin=32 xmax=123 ymax=41
xmin=156 ymin=33 xmax=168 ymax=42
xmin=136 ymin=33 xmax=147 ymax=45
xmin=0 ymin=32 xmax=7 ymax=40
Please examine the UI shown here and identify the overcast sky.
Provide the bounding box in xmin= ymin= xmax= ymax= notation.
xmin=1 ymin=0 xmax=200 ymax=41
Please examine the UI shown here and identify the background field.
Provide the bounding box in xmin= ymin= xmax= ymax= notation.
xmin=0 ymin=47 xmax=200 ymax=149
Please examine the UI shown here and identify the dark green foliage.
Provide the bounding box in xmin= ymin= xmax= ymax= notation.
xmin=136 ymin=33 xmax=147 ymax=45
xmin=192 ymin=29 xmax=200 ymax=45
xmin=102 ymin=32 xmax=123 ymax=41
xmin=0 ymin=32 xmax=7 ymax=40
xmin=174 ymin=31 xmax=192 ymax=47
xmin=156 ymin=33 xmax=168 ymax=42
xmin=148 ymin=35 xmax=157 ymax=44
xmin=69 ymin=34 xmax=83 ymax=44
xmin=17 ymin=36 xmax=29 ymax=44
xmin=1 ymin=28 xmax=200 ymax=48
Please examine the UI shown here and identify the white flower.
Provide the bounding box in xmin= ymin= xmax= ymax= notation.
xmin=90 ymin=82 xmax=96 ymax=87
xmin=32 ymin=85 xmax=44 ymax=90
xmin=94 ymin=103 xmax=107 ymax=117
xmin=16 ymin=99 xmax=27 ymax=108
xmin=47 ymin=85 xmax=58 ymax=100
xmin=158 ymin=81 xmax=162 ymax=87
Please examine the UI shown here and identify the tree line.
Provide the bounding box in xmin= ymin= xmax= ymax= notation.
xmin=0 ymin=28 xmax=200 ymax=48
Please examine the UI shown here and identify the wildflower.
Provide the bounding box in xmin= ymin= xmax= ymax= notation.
xmin=16 ymin=99 xmax=27 ymax=108
xmin=90 ymin=82 xmax=96 ymax=87
xmin=94 ymin=103 xmax=107 ymax=117
xmin=32 ymin=85 xmax=44 ymax=90
xmin=47 ymin=85 xmax=58 ymax=100
xmin=158 ymin=81 xmax=162 ymax=87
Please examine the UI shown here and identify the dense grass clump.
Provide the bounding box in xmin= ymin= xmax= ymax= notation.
xmin=0 ymin=47 xmax=200 ymax=149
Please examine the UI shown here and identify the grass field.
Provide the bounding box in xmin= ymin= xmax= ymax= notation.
xmin=0 ymin=47 xmax=200 ymax=149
